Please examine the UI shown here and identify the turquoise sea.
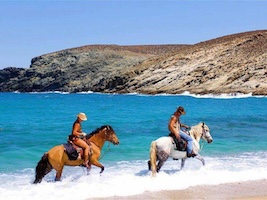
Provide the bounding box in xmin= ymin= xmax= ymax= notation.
xmin=0 ymin=92 xmax=267 ymax=199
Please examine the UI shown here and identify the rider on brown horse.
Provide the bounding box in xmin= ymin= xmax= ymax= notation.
xmin=69 ymin=113 xmax=92 ymax=168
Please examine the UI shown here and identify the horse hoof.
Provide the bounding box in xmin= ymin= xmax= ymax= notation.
xmin=100 ymin=166 xmax=104 ymax=173
xmin=156 ymin=167 xmax=160 ymax=173
xmin=33 ymin=179 xmax=41 ymax=184
xmin=202 ymin=160 xmax=205 ymax=166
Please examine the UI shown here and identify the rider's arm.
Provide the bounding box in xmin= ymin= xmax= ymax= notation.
xmin=181 ymin=123 xmax=189 ymax=129
xmin=168 ymin=116 xmax=181 ymax=139
xmin=72 ymin=123 xmax=85 ymax=137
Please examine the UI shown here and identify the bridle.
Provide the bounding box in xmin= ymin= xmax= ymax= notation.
xmin=103 ymin=126 xmax=115 ymax=142
xmin=199 ymin=123 xmax=212 ymax=151
xmin=201 ymin=124 xmax=207 ymax=138
xmin=199 ymin=125 xmax=206 ymax=151
xmin=98 ymin=127 xmax=114 ymax=160
xmin=89 ymin=126 xmax=115 ymax=160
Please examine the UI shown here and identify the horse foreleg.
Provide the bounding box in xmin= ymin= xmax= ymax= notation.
xmin=90 ymin=160 xmax=105 ymax=174
xmin=100 ymin=166 xmax=104 ymax=173
xmin=195 ymin=154 xmax=205 ymax=166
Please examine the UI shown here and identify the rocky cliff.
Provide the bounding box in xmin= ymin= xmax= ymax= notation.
xmin=1 ymin=30 xmax=266 ymax=95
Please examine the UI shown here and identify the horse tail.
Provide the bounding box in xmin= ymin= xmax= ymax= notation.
xmin=150 ymin=141 xmax=157 ymax=177
xmin=33 ymin=153 xmax=52 ymax=184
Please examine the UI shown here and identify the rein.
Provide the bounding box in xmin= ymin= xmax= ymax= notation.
xmin=98 ymin=142 xmax=111 ymax=160
xmin=199 ymin=140 xmax=205 ymax=152
xmin=199 ymin=125 xmax=207 ymax=152
xmin=98 ymin=130 xmax=113 ymax=160
xmin=189 ymin=125 xmax=206 ymax=152
xmin=89 ymin=140 xmax=100 ymax=148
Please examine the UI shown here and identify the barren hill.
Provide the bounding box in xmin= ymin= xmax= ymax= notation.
xmin=119 ymin=30 xmax=267 ymax=95
xmin=0 ymin=30 xmax=266 ymax=95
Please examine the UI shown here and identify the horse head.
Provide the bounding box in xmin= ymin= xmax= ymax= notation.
xmin=87 ymin=125 xmax=119 ymax=148
xmin=200 ymin=122 xmax=213 ymax=143
xmin=102 ymin=125 xmax=120 ymax=145
xmin=190 ymin=122 xmax=213 ymax=143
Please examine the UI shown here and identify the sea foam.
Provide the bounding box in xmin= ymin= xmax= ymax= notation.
xmin=1 ymin=152 xmax=267 ymax=200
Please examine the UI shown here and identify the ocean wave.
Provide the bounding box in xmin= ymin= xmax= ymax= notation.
xmin=10 ymin=91 xmax=267 ymax=98
xmin=157 ymin=91 xmax=259 ymax=99
xmin=12 ymin=91 xmax=71 ymax=95
xmin=1 ymin=153 xmax=267 ymax=200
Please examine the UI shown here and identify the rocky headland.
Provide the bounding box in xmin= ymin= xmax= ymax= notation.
xmin=1 ymin=30 xmax=266 ymax=95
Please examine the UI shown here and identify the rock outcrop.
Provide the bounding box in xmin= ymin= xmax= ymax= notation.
xmin=1 ymin=30 xmax=266 ymax=95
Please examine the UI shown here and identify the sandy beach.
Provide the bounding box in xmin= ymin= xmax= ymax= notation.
xmin=91 ymin=179 xmax=267 ymax=200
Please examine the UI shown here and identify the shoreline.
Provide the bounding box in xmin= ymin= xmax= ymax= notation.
xmin=5 ymin=91 xmax=267 ymax=99
xmin=90 ymin=179 xmax=267 ymax=200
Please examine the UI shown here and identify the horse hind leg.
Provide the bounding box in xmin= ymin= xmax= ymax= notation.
xmin=33 ymin=153 xmax=52 ymax=184
xmin=156 ymin=150 xmax=169 ymax=172
xmin=147 ymin=158 xmax=158 ymax=171
xmin=55 ymin=168 xmax=63 ymax=181
xmin=156 ymin=159 xmax=165 ymax=172
xmin=148 ymin=160 xmax=152 ymax=171
xmin=53 ymin=161 xmax=65 ymax=181
xmin=149 ymin=141 xmax=158 ymax=177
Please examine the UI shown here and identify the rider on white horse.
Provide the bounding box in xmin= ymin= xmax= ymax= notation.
xmin=168 ymin=106 xmax=196 ymax=157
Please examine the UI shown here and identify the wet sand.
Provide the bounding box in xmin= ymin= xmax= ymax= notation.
xmin=90 ymin=179 xmax=267 ymax=200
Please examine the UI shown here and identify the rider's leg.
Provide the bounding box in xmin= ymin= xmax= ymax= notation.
xmin=74 ymin=139 xmax=90 ymax=167
xmin=179 ymin=131 xmax=195 ymax=157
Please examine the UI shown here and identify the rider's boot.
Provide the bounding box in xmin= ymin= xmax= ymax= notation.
xmin=187 ymin=151 xmax=197 ymax=158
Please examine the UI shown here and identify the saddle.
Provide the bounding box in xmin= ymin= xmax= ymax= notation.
xmin=169 ymin=133 xmax=187 ymax=151
xmin=63 ymin=135 xmax=87 ymax=160
xmin=63 ymin=142 xmax=83 ymax=160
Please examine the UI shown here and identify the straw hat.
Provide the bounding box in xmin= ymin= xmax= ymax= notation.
xmin=77 ymin=113 xmax=87 ymax=121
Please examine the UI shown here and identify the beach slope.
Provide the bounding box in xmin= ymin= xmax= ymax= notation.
xmin=91 ymin=179 xmax=267 ymax=200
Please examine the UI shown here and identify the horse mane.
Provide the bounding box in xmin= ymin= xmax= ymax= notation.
xmin=189 ymin=122 xmax=204 ymax=139
xmin=86 ymin=125 xmax=112 ymax=139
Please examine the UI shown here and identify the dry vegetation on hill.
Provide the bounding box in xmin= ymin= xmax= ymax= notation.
xmin=0 ymin=30 xmax=266 ymax=95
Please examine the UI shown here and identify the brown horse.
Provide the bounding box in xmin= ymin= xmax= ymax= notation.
xmin=33 ymin=125 xmax=119 ymax=184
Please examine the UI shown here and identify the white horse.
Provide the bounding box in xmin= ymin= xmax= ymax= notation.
xmin=148 ymin=122 xmax=213 ymax=177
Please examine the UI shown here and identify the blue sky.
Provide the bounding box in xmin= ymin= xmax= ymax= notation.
xmin=0 ymin=1 xmax=266 ymax=69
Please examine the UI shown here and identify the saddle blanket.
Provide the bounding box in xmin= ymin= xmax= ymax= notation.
xmin=63 ymin=142 xmax=79 ymax=160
